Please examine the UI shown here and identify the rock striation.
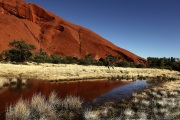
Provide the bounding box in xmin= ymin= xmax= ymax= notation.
xmin=0 ymin=0 xmax=147 ymax=65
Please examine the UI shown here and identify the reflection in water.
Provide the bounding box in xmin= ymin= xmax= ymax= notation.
xmin=0 ymin=79 xmax=152 ymax=119
xmin=94 ymin=80 xmax=152 ymax=103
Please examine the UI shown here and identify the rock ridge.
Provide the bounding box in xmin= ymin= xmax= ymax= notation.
xmin=0 ymin=0 xmax=147 ymax=65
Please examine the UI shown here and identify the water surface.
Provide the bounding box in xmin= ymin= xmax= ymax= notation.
xmin=0 ymin=79 xmax=152 ymax=119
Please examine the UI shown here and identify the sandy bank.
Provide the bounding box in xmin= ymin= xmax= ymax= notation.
xmin=0 ymin=63 xmax=179 ymax=83
xmin=88 ymin=80 xmax=180 ymax=119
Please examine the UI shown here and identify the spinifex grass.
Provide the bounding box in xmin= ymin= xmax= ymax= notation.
xmin=0 ymin=63 xmax=179 ymax=81
xmin=81 ymin=80 xmax=180 ymax=119
xmin=6 ymin=92 xmax=84 ymax=120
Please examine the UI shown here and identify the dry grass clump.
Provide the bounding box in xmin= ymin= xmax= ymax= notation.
xmin=6 ymin=99 xmax=30 ymax=120
xmin=48 ymin=91 xmax=62 ymax=109
xmin=118 ymin=80 xmax=180 ymax=119
xmin=0 ymin=63 xmax=179 ymax=81
xmin=61 ymin=95 xmax=83 ymax=110
xmin=29 ymin=93 xmax=57 ymax=119
xmin=5 ymin=80 xmax=180 ymax=119
xmin=0 ymin=77 xmax=27 ymax=89
xmin=0 ymin=77 xmax=10 ymax=88
xmin=84 ymin=108 xmax=100 ymax=120
xmin=81 ymin=80 xmax=180 ymax=120
xmin=6 ymin=92 xmax=84 ymax=120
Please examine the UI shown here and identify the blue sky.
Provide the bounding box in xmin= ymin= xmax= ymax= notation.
xmin=25 ymin=0 xmax=180 ymax=58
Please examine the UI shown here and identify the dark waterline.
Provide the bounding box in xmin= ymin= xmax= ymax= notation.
xmin=0 ymin=79 xmax=153 ymax=119
xmin=94 ymin=80 xmax=152 ymax=104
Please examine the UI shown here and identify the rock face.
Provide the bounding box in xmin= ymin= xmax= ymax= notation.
xmin=0 ymin=0 xmax=147 ymax=65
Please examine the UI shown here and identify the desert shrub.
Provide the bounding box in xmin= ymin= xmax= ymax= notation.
xmin=30 ymin=93 xmax=57 ymax=119
xmin=61 ymin=95 xmax=83 ymax=110
xmin=49 ymin=54 xmax=62 ymax=64
xmin=136 ymin=64 xmax=145 ymax=68
xmin=78 ymin=58 xmax=90 ymax=65
xmin=6 ymin=99 xmax=30 ymax=120
xmin=63 ymin=56 xmax=77 ymax=64
xmin=48 ymin=91 xmax=61 ymax=109
xmin=93 ymin=60 xmax=104 ymax=66
xmin=78 ymin=54 xmax=93 ymax=65
xmin=84 ymin=108 xmax=99 ymax=120
xmin=3 ymin=40 xmax=35 ymax=62
xmin=0 ymin=53 xmax=2 ymax=61
xmin=33 ymin=48 xmax=50 ymax=63
xmin=163 ymin=65 xmax=172 ymax=70
xmin=6 ymin=92 xmax=84 ymax=120
xmin=0 ymin=77 xmax=10 ymax=87
xmin=129 ymin=62 xmax=137 ymax=68
xmin=172 ymin=61 xmax=180 ymax=71
xmin=116 ymin=60 xmax=130 ymax=67
xmin=147 ymin=57 xmax=180 ymax=71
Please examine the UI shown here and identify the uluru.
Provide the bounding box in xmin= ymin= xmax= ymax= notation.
xmin=0 ymin=0 xmax=147 ymax=65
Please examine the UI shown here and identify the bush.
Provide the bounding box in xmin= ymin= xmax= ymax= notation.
xmin=6 ymin=99 xmax=30 ymax=120
xmin=78 ymin=54 xmax=93 ymax=65
xmin=3 ymin=40 xmax=36 ymax=62
xmin=33 ymin=48 xmax=49 ymax=63
xmin=0 ymin=53 xmax=2 ymax=61
xmin=63 ymin=56 xmax=77 ymax=64
xmin=49 ymin=54 xmax=62 ymax=64
xmin=136 ymin=64 xmax=145 ymax=68
xmin=129 ymin=62 xmax=137 ymax=68
xmin=116 ymin=60 xmax=130 ymax=67
xmin=147 ymin=57 xmax=180 ymax=71
xmin=78 ymin=59 xmax=90 ymax=65
xmin=61 ymin=95 xmax=83 ymax=110
xmin=93 ymin=60 xmax=104 ymax=66
xmin=6 ymin=92 xmax=83 ymax=120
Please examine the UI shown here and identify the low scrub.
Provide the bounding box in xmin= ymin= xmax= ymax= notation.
xmin=6 ymin=92 xmax=84 ymax=120
xmin=6 ymin=99 xmax=30 ymax=120
xmin=0 ymin=53 xmax=2 ymax=61
xmin=5 ymin=81 xmax=180 ymax=119
xmin=0 ymin=77 xmax=9 ymax=88
xmin=82 ymin=81 xmax=180 ymax=120
xmin=121 ymin=89 xmax=180 ymax=119
xmin=61 ymin=95 xmax=83 ymax=110
xmin=0 ymin=77 xmax=27 ymax=88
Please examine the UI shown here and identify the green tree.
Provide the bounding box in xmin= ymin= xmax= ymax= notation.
xmin=33 ymin=48 xmax=49 ymax=63
xmin=136 ymin=63 xmax=145 ymax=68
xmin=147 ymin=57 xmax=180 ymax=71
xmin=116 ymin=60 xmax=130 ymax=67
xmin=4 ymin=40 xmax=35 ymax=62
xmin=0 ymin=53 xmax=2 ymax=61
xmin=49 ymin=54 xmax=62 ymax=64
xmin=157 ymin=58 xmax=164 ymax=68
xmin=78 ymin=54 xmax=93 ymax=65
xmin=63 ymin=56 xmax=77 ymax=64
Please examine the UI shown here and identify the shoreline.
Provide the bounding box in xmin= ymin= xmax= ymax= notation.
xmin=3 ymin=79 xmax=180 ymax=119
xmin=0 ymin=62 xmax=180 ymax=87
xmin=0 ymin=62 xmax=180 ymax=119
xmin=86 ymin=79 xmax=180 ymax=119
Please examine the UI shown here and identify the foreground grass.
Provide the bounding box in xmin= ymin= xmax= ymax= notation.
xmin=0 ymin=63 xmax=179 ymax=82
xmin=6 ymin=80 xmax=180 ymax=120
xmin=6 ymin=92 xmax=83 ymax=120
xmin=85 ymin=80 xmax=180 ymax=119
